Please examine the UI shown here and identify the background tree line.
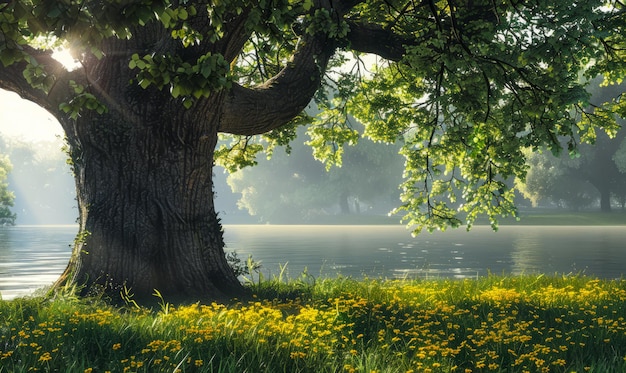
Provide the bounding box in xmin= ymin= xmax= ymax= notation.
xmin=0 ymin=135 xmax=75 ymax=225
xmin=2 ymin=100 xmax=626 ymax=228
xmin=516 ymin=80 xmax=626 ymax=212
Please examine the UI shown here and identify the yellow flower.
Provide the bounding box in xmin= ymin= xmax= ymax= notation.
xmin=38 ymin=352 xmax=52 ymax=362
xmin=84 ymin=368 xmax=93 ymax=373
xmin=112 ymin=343 xmax=121 ymax=350
xmin=195 ymin=360 xmax=203 ymax=367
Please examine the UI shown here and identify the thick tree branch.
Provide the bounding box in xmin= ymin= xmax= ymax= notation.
xmin=219 ymin=34 xmax=333 ymax=136
xmin=217 ymin=20 xmax=413 ymax=136
xmin=345 ymin=21 xmax=411 ymax=62
xmin=0 ymin=46 xmax=67 ymax=114
xmin=216 ymin=0 xmax=377 ymax=136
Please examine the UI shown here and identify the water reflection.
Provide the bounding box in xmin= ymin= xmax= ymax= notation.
xmin=1 ymin=225 xmax=625 ymax=300
xmin=224 ymin=225 xmax=626 ymax=281
xmin=511 ymin=231 xmax=544 ymax=275
xmin=0 ymin=226 xmax=76 ymax=300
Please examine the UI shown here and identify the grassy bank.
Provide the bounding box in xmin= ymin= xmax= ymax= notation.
xmin=1 ymin=275 xmax=626 ymax=372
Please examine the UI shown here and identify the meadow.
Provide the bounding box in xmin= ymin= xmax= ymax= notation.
xmin=1 ymin=275 xmax=626 ymax=372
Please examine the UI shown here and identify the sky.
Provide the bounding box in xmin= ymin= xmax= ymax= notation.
xmin=0 ymin=89 xmax=64 ymax=143
xmin=0 ymin=49 xmax=76 ymax=143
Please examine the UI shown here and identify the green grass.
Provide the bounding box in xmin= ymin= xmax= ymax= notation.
xmin=2 ymin=275 xmax=626 ymax=372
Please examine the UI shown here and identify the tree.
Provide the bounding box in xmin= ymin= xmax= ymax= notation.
xmin=516 ymin=80 xmax=626 ymax=212
xmin=518 ymin=132 xmax=626 ymax=212
xmin=516 ymin=148 xmax=599 ymax=210
xmin=0 ymin=1 xmax=624 ymax=303
xmin=0 ymin=150 xmax=16 ymax=225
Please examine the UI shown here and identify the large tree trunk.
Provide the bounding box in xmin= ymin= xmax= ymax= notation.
xmin=1 ymin=7 xmax=345 ymax=305
xmin=56 ymin=96 xmax=245 ymax=304
xmin=45 ymin=25 xmax=334 ymax=304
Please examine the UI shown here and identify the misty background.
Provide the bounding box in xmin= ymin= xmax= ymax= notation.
xmin=3 ymin=119 xmax=626 ymax=226
xmin=0 ymin=124 xmax=406 ymax=225
xmin=1 ymin=79 xmax=626 ymax=226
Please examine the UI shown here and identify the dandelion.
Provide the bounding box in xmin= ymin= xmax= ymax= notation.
xmin=290 ymin=351 xmax=306 ymax=359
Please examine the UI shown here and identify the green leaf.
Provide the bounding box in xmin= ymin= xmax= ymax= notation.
xmin=160 ymin=11 xmax=171 ymax=27
xmin=46 ymin=6 xmax=62 ymax=18
xmin=171 ymin=84 xmax=181 ymax=98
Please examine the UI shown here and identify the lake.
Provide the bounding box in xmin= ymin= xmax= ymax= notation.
xmin=1 ymin=225 xmax=625 ymax=300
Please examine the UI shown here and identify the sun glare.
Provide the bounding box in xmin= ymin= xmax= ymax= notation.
xmin=52 ymin=48 xmax=81 ymax=71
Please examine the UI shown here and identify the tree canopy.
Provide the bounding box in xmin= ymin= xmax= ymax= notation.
xmin=1 ymin=1 xmax=625 ymax=235
xmin=7 ymin=1 xmax=626 ymax=234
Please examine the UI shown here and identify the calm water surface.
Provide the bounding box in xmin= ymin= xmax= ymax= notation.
xmin=1 ymin=225 xmax=625 ymax=300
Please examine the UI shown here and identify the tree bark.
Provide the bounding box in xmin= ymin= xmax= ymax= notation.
xmin=56 ymin=92 xmax=245 ymax=303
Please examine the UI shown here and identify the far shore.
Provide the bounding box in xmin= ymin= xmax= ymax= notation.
xmin=8 ymin=209 xmax=626 ymax=227
xmin=218 ymin=209 xmax=626 ymax=226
